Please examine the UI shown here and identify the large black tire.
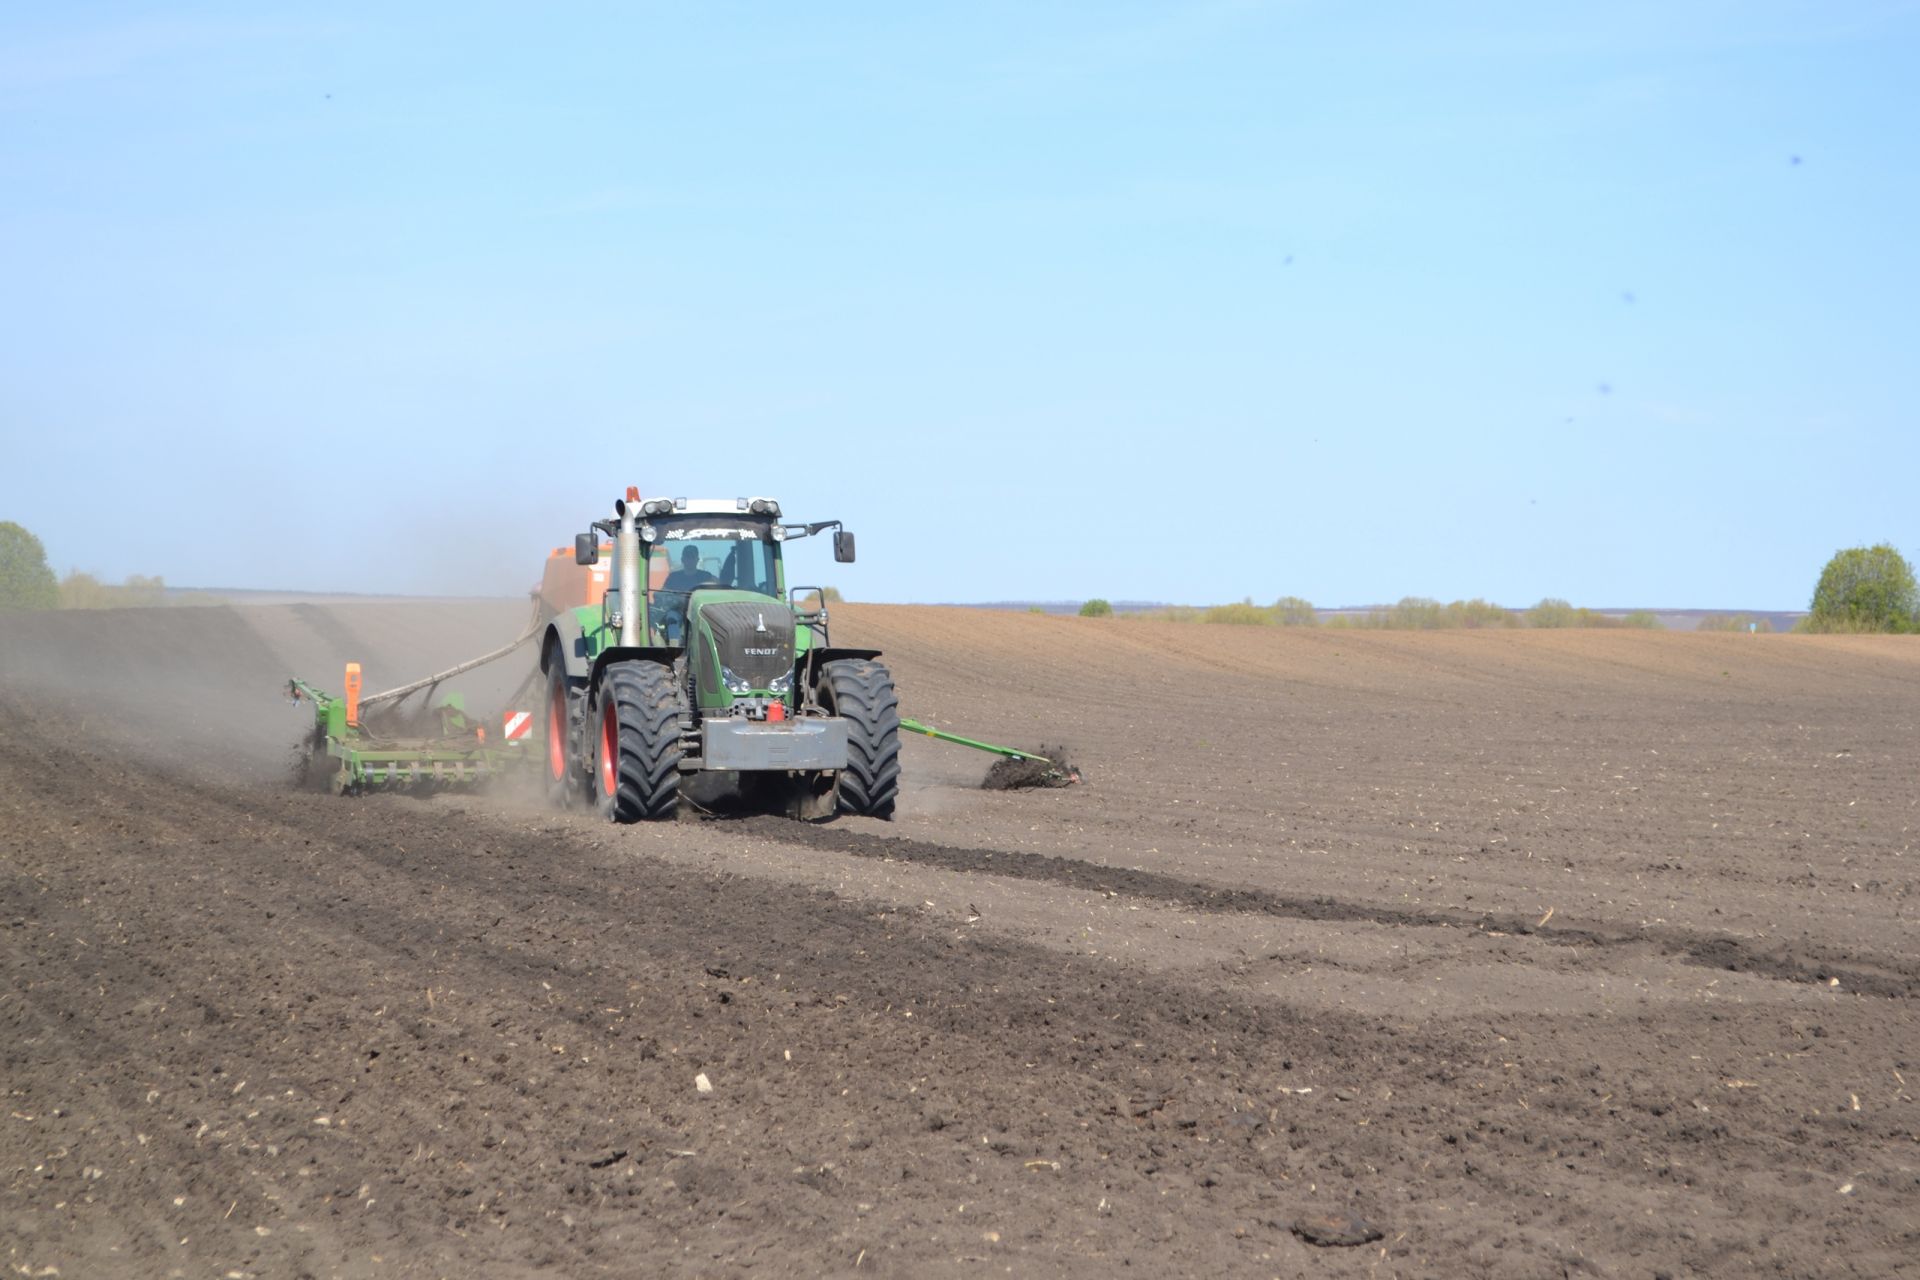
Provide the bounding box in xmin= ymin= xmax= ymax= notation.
xmin=541 ymin=655 xmax=585 ymax=809
xmin=592 ymin=660 xmax=684 ymax=822
xmin=817 ymin=658 xmax=901 ymax=819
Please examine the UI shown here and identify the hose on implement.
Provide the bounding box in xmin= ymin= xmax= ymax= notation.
xmin=359 ymin=598 xmax=545 ymax=713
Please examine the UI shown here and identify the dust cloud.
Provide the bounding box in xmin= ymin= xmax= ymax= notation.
xmin=0 ymin=598 xmax=537 ymax=786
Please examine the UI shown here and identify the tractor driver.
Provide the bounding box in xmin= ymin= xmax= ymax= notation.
xmin=663 ymin=545 xmax=716 ymax=594
xmin=652 ymin=545 xmax=715 ymax=644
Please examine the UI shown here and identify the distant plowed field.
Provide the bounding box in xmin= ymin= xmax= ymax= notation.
xmin=3 ymin=602 xmax=1916 ymax=1277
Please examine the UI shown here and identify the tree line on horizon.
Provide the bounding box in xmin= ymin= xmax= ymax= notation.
xmin=1072 ymin=542 xmax=1918 ymax=634
xmin=1077 ymin=594 xmax=1664 ymax=629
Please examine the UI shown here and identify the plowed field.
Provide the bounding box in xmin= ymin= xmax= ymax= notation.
xmin=2 ymin=602 xmax=1916 ymax=1277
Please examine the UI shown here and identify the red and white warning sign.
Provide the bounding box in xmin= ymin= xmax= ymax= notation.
xmin=502 ymin=710 xmax=532 ymax=741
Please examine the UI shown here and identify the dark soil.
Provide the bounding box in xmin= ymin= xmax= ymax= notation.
xmin=979 ymin=747 xmax=1078 ymax=790
xmin=2 ymin=601 xmax=1917 ymax=1277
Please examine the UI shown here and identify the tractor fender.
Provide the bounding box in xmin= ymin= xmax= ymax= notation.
xmin=541 ymin=613 xmax=591 ymax=681
xmin=809 ymin=647 xmax=882 ymax=664
xmin=542 ymin=615 xmax=678 ymax=685
xmin=801 ymin=646 xmax=883 ymax=686
xmin=588 ymin=646 xmax=682 ymax=686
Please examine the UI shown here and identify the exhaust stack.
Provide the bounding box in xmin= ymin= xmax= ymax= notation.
xmin=617 ymin=497 xmax=641 ymax=649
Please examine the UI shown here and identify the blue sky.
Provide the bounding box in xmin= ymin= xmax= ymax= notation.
xmin=2 ymin=2 xmax=1915 ymax=607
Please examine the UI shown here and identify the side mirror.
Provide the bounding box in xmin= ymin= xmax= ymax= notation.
xmin=833 ymin=530 xmax=856 ymax=563
xmin=574 ymin=534 xmax=599 ymax=566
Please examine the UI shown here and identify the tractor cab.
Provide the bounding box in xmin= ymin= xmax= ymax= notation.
xmin=644 ymin=514 xmax=787 ymax=646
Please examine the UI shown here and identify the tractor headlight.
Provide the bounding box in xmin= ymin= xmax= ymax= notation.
xmin=769 ymin=523 xmax=786 ymax=541
xmin=641 ymin=498 xmax=673 ymax=517
xmin=639 ymin=522 xmax=658 ymax=543
xmin=720 ymin=666 xmax=753 ymax=695
xmin=748 ymin=497 xmax=781 ymax=517
xmin=767 ymin=670 xmax=793 ymax=694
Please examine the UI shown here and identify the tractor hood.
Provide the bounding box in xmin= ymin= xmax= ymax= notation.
xmin=690 ymin=589 xmax=795 ymax=702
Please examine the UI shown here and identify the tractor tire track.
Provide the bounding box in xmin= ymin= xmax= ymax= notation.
xmin=728 ymin=816 xmax=1920 ymax=998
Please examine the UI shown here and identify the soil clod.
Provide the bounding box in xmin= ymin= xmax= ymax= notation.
xmin=1288 ymin=1212 xmax=1384 ymax=1248
xmin=981 ymin=747 xmax=1080 ymax=790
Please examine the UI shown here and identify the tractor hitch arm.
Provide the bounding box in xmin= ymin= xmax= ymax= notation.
xmin=898 ymin=717 xmax=1055 ymax=763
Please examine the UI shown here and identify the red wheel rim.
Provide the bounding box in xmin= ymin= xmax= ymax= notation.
xmin=598 ymin=700 xmax=618 ymax=797
xmin=547 ymin=679 xmax=568 ymax=780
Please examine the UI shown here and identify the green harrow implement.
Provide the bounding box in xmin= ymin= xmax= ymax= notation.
xmin=288 ymin=666 xmax=534 ymax=795
xmin=287 ymin=607 xmax=544 ymax=795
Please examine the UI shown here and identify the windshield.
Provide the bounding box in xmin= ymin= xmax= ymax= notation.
xmin=645 ymin=519 xmax=784 ymax=643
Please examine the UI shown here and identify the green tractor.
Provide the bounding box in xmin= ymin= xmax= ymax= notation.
xmin=538 ymin=491 xmax=900 ymax=822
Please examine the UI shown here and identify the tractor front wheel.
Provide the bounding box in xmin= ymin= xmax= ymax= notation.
xmin=593 ymin=660 xmax=684 ymax=822
xmin=817 ymin=658 xmax=901 ymax=819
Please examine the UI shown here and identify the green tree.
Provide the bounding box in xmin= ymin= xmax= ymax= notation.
xmin=0 ymin=522 xmax=58 ymax=610
xmin=1388 ymin=596 xmax=1445 ymax=629
xmin=1807 ymin=543 xmax=1917 ymax=633
xmin=1526 ymin=597 xmax=1577 ymax=628
xmin=796 ymin=585 xmax=844 ymax=610
xmin=1697 ymin=613 xmax=1771 ymax=634
xmin=59 ymin=571 xmax=168 ymax=608
xmin=1272 ymin=595 xmax=1317 ymax=625
xmin=1078 ymin=598 xmax=1113 ymax=618
xmin=58 ymin=570 xmax=106 ymax=608
xmin=1202 ymin=600 xmax=1269 ymax=624
xmin=1445 ymin=598 xmax=1519 ymax=628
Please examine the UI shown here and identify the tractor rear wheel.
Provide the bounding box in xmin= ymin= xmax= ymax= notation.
xmin=817 ymin=658 xmax=900 ymax=819
xmin=593 ymin=660 xmax=684 ymax=822
xmin=542 ymin=656 xmax=584 ymax=809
